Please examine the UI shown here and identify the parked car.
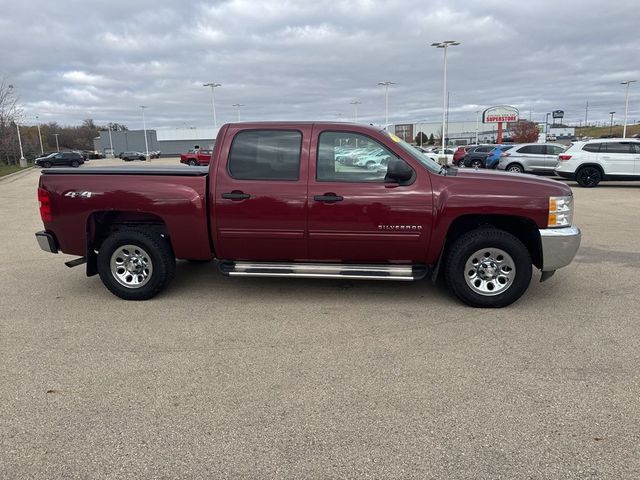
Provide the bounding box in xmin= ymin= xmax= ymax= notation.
xmin=554 ymin=138 xmax=640 ymax=187
xmin=497 ymin=143 xmax=566 ymax=174
xmin=120 ymin=151 xmax=146 ymax=161
xmin=35 ymin=152 xmax=85 ymax=168
xmin=453 ymin=146 xmax=474 ymax=166
xmin=462 ymin=145 xmax=512 ymax=168
xmin=35 ymin=121 xmax=581 ymax=308
xmin=180 ymin=149 xmax=212 ymax=166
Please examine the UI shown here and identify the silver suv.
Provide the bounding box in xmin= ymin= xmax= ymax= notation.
xmin=497 ymin=143 xmax=566 ymax=174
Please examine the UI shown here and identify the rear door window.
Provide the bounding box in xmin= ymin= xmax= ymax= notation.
xmin=228 ymin=130 xmax=302 ymax=181
xmin=601 ymin=142 xmax=634 ymax=154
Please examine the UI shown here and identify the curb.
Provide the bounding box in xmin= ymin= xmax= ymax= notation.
xmin=0 ymin=166 xmax=36 ymax=183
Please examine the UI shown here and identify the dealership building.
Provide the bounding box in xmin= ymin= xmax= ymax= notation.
xmin=391 ymin=121 xmax=575 ymax=145
xmin=94 ymin=128 xmax=217 ymax=157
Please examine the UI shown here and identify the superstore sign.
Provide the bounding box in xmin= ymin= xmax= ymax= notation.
xmin=482 ymin=106 xmax=519 ymax=123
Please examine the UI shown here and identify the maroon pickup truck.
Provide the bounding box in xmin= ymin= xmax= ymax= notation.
xmin=35 ymin=122 xmax=581 ymax=307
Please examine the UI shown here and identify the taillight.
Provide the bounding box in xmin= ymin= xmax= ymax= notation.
xmin=559 ymin=154 xmax=572 ymax=161
xmin=38 ymin=187 xmax=52 ymax=222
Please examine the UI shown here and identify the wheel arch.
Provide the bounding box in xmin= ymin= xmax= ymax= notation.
xmin=437 ymin=214 xmax=542 ymax=276
xmin=85 ymin=211 xmax=172 ymax=276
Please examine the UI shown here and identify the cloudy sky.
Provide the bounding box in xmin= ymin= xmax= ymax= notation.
xmin=2 ymin=0 xmax=639 ymax=130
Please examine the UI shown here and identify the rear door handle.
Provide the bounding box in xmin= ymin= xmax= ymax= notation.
xmin=314 ymin=194 xmax=343 ymax=203
xmin=221 ymin=192 xmax=251 ymax=200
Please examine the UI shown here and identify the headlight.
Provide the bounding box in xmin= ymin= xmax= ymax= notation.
xmin=548 ymin=195 xmax=573 ymax=228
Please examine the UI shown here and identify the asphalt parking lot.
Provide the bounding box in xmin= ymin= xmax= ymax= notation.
xmin=1 ymin=159 xmax=639 ymax=479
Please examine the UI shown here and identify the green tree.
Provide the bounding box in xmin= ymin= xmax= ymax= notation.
xmin=428 ymin=133 xmax=435 ymax=145
xmin=415 ymin=132 xmax=428 ymax=145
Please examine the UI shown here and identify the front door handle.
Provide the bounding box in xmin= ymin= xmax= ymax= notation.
xmin=314 ymin=194 xmax=343 ymax=203
xmin=221 ymin=192 xmax=250 ymax=200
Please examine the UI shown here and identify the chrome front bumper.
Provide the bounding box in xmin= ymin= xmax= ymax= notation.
xmin=539 ymin=225 xmax=581 ymax=271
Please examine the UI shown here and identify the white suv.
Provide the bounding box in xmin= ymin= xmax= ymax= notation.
xmin=554 ymin=138 xmax=640 ymax=187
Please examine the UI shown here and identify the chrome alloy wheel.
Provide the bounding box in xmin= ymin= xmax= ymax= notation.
xmin=464 ymin=248 xmax=515 ymax=296
xmin=110 ymin=244 xmax=153 ymax=289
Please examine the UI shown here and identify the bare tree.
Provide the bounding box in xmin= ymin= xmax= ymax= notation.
xmin=0 ymin=78 xmax=23 ymax=164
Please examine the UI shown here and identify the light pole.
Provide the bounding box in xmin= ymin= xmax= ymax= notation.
xmin=475 ymin=110 xmax=480 ymax=145
xmin=53 ymin=134 xmax=60 ymax=152
xmin=35 ymin=115 xmax=44 ymax=155
xmin=140 ymin=105 xmax=149 ymax=160
xmin=432 ymin=40 xmax=460 ymax=164
xmin=232 ymin=103 xmax=244 ymax=122
xmin=16 ymin=122 xmax=26 ymax=167
xmin=108 ymin=126 xmax=114 ymax=157
xmin=621 ymin=80 xmax=636 ymax=138
xmin=350 ymin=100 xmax=362 ymax=122
xmin=377 ymin=81 xmax=395 ymax=129
xmin=609 ymin=111 xmax=615 ymax=136
xmin=203 ymin=82 xmax=222 ymax=132
xmin=545 ymin=112 xmax=551 ymax=138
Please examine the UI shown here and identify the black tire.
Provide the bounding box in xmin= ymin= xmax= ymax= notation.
xmin=97 ymin=229 xmax=175 ymax=300
xmin=576 ymin=166 xmax=602 ymax=188
xmin=42 ymin=161 xmax=52 ymax=168
xmin=71 ymin=160 xmax=80 ymax=168
xmin=188 ymin=160 xmax=198 ymax=166
xmin=506 ymin=163 xmax=524 ymax=173
xmin=470 ymin=159 xmax=483 ymax=169
xmin=139 ymin=156 xmax=145 ymax=161
xmin=444 ymin=228 xmax=532 ymax=308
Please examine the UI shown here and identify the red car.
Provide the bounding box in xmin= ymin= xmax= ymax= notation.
xmin=35 ymin=122 xmax=580 ymax=308
xmin=453 ymin=145 xmax=474 ymax=166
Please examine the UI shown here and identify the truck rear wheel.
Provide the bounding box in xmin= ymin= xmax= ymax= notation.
xmin=444 ymin=228 xmax=532 ymax=308
xmin=188 ymin=159 xmax=198 ymax=166
xmin=97 ymin=229 xmax=175 ymax=300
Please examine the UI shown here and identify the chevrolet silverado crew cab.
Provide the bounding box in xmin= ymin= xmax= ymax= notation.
xmin=35 ymin=122 xmax=581 ymax=308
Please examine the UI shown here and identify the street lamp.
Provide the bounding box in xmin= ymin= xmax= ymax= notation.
xmin=621 ymin=80 xmax=637 ymax=138
xmin=232 ymin=103 xmax=244 ymax=122
xmin=350 ymin=100 xmax=362 ymax=122
xmin=53 ymin=133 xmax=60 ymax=152
xmin=432 ymin=40 xmax=460 ymax=163
xmin=609 ymin=111 xmax=615 ymax=136
xmin=35 ymin=115 xmax=44 ymax=155
xmin=108 ymin=125 xmax=114 ymax=157
xmin=377 ymin=81 xmax=395 ymax=129
xmin=545 ymin=112 xmax=551 ymax=138
xmin=203 ymin=82 xmax=222 ymax=132
xmin=16 ymin=122 xmax=26 ymax=167
xmin=475 ymin=110 xmax=480 ymax=144
xmin=140 ymin=105 xmax=149 ymax=160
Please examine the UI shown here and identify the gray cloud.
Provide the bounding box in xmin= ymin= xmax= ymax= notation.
xmin=2 ymin=0 xmax=639 ymax=129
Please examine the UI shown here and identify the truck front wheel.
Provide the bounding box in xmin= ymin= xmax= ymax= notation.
xmin=97 ymin=229 xmax=175 ymax=300
xmin=444 ymin=228 xmax=532 ymax=308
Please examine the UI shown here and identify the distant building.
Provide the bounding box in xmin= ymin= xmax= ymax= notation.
xmin=94 ymin=128 xmax=217 ymax=156
xmin=392 ymin=121 xmax=575 ymax=145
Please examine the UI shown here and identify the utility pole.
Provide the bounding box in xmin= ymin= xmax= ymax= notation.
xmin=16 ymin=123 xmax=26 ymax=167
xmin=584 ymin=101 xmax=589 ymax=127
xmin=53 ymin=134 xmax=60 ymax=152
xmin=621 ymin=80 xmax=637 ymax=138
xmin=108 ymin=126 xmax=114 ymax=157
xmin=140 ymin=105 xmax=149 ymax=161
xmin=609 ymin=111 xmax=615 ymax=136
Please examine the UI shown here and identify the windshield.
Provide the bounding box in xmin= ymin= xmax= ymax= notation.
xmin=382 ymin=130 xmax=443 ymax=174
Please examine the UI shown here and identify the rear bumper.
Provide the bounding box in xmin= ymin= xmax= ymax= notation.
xmin=539 ymin=225 xmax=581 ymax=271
xmin=555 ymin=170 xmax=575 ymax=180
xmin=35 ymin=230 xmax=59 ymax=254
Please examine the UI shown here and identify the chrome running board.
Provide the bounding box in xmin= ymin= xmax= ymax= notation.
xmin=217 ymin=261 xmax=428 ymax=281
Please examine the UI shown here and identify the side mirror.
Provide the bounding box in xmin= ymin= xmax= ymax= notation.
xmin=386 ymin=158 xmax=414 ymax=185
